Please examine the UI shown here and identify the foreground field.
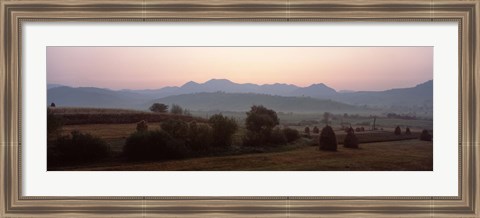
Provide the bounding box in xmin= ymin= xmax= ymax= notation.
xmin=50 ymin=107 xmax=433 ymax=171
xmin=60 ymin=139 xmax=432 ymax=171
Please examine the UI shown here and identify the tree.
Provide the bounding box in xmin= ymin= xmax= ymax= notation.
xmin=161 ymin=119 xmax=189 ymax=139
xmin=245 ymin=105 xmax=279 ymax=135
xmin=323 ymin=112 xmax=331 ymax=126
xmin=188 ymin=122 xmax=213 ymax=151
xmin=50 ymin=102 xmax=56 ymax=107
xmin=149 ymin=103 xmax=168 ymax=113
xmin=244 ymin=105 xmax=279 ymax=146
xmin=209 ymin=114 xmax=238 ymax=147
xmin=313 ymin=126 xmax=320 ymax=134
xmin=170 ymin=104 xmax=184 ymax=115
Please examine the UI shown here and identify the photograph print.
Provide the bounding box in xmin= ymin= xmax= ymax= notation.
xmin=46 ymin=47 xmax=433 ymax=171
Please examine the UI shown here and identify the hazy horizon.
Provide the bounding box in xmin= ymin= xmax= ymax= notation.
xmin=47 ymin=47 xmax=433 ymax=91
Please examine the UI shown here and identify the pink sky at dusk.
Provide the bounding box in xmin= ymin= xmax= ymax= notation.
xmin=47 ymin=47 xmax=433 ymax=91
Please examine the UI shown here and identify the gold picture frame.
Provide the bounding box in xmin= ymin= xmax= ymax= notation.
xmin=1 ymin=0 xmax=479 ymax=217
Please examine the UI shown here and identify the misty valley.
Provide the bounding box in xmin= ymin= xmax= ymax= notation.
xmin=47 ymin=79 xmax=433 ymax=171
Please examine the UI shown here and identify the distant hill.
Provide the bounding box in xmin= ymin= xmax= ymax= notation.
xmin=47 ymin=84 xmax=65 ymax=89
xmin=335 ymin=80 xmax=433 ymax=107
xmin=149 ymin=92 xmax=366 ymax=113
xmin=123 ymin=79 xmax=307 ymax=98
xmin=47 ymin=79 xmax=432 ymax=115
xmin=290 ymin=83 xmax=337 ymax=98
xmin=47 ymin=86 xmax=149 ymax=109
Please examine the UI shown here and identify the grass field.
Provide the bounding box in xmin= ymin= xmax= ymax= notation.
xmin=51 ymin=107 xmax=433 ymax=171
xmin=57 ymin=139 xmax=432 ymax=171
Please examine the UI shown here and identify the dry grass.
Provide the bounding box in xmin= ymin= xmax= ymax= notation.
xmin=61 ymin=139 xmax=432 ymax=171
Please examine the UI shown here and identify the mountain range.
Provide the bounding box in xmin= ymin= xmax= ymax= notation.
xmin=47 ymin=79 xmax=433 ymax=114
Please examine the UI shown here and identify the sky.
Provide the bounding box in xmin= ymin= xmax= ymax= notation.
xmin=47 ymin=47 xmax=433 ymax=91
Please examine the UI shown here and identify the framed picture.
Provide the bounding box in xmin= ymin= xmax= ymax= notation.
xmin=1 ymin=0 xmax=478 ymax=217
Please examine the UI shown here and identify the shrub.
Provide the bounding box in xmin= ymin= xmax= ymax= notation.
xmin=283 ymin=127 xmax=300 ymax=142
xmin=405 ymin=127 xmax=411 ymax=135
xmin=149 ymin=103 xmax=168 ymax=113
xmin=269 ymin=127 xmax=287 ymax=145
xmin=323 ymin=112 xmax=331 ymax=125
xmin=53 ymin=131 xmax=110 ymax=163
xmin=170 ymin=104 xmax=184 ymax=115
xmin=313 ymin=126 xmax=319 ymax=134
xmin=242 ymin=131 xmax=265 ymax=147
xmin=360 ymin=127 xmax=365 ymax=132
xmin=209 ymin=114 xmax=238 ymax=147
xmin=344 ymin=131 xmax=359 ymax=148
xmin=394 ymin=126 xmax=401 ymax=135
xmin=136 ymin=120 xmax=148 ymax=132
xmin=355 ymin=127 xmax=361 ymax=132
xmin=123 ymin=130 xmax=188 ymax=160
xmin=188 ymin=122 xmax=213 ymax=151
xmin=420 ymin=129 xmax=433 ymax=141
xmin=319 ymin=126 xmax=337 ymax=151
xmin=161 ymin=119 xmax=189 ymax=139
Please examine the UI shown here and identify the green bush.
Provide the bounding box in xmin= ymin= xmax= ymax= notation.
xmin=343 ymin=131 xmax=359 ymax=148
xmin=420 ymin=129 xmax=432 ymax=141
xmin=123 ymin=130 xmax=188 ymax=160
xmin=283 ymin=127 xmax=300 ymax=142
xmin=242 ymin=131 xmax=266 ymax=147
xmin=53 ymin=131 xmax=110 ymax=163
xmin=188 ymin=122 xmax=213 ymax=151
xmin=209 ymin=114 xmax=238 ymax=147
xmin=319 ymin=126 xmax=337 ymax=151
xmin=269 ymin=127 xmax=287 ymax=145
xmin=161 ymin=119 xmax=189 ymax=139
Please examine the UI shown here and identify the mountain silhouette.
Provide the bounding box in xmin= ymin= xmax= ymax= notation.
xmin=47 ymin=79 xmax=432 ymax=114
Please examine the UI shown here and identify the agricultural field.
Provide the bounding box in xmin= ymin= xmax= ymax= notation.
xmin=62 ymin=140 xmax=432 ymax=171
xmin=49 ymin=107 xmax=433 ymax=171
xmin=50 ymin=107 xmax=205 ymax=125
